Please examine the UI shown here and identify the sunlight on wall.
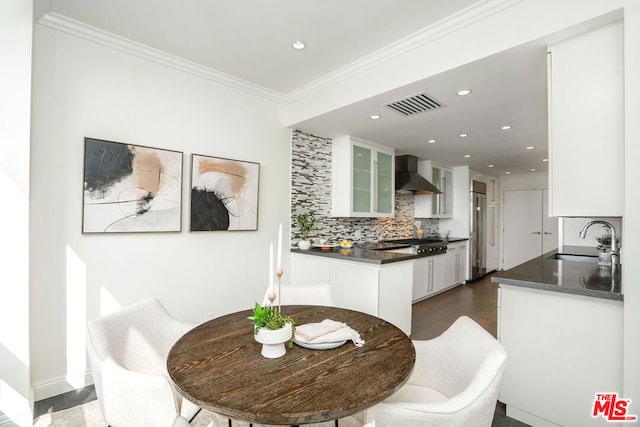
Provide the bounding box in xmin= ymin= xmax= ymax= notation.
xmin=100 ymin=286 xmax=122 ymax=317
xmin=0 ymin=171 xmax=29 ymax=365
xmin=0 ymin=169 xmax=31 ymax=421
xmin=0 ymin=379 xmax=31 ymax=425
xmin=65 ymin=245 xmax=86 ymax=388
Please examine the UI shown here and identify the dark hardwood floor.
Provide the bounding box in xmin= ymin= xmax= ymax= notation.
xmin=411 ymin=272 xmax=499 ymax=340
xmin=408 ymin=272 xmax=529 ymax=426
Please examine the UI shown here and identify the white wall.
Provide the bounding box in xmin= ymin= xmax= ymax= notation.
xmin=499 ymin=171 xmax=548 ymax=193
xmin=29 ymin=23 xmax=290 ymax=399
xmin=0 ymin=0 xmax=33 ymax=424
xmin=17 ymin=0 xmax=640 ymax=415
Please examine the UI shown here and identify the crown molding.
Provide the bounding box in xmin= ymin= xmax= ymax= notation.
xmin=38 ymin=0 xmax=522 ymax=106
xmin=37 ymin=12 xmax=287 ymax=103
xmin=284 ymin=0 xmax=524 ymax=103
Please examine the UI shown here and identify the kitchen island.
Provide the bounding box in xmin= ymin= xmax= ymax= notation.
xmin=492 ymin=246 xmax=623 ymax=426
xmin=290 ymin=238 xmax=468 ymax=336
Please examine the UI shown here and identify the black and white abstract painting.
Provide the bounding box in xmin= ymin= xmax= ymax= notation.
xmin=82 ymin=138 xmax=183 ymax=233
xmin=190 ymin=154 xmax=259 ymax=231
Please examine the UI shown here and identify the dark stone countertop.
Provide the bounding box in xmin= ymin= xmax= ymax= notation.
xmin=492 ymin=246 xmax=622 ymax=301
xmin=290 ymin=238 xmax=468 ymax=265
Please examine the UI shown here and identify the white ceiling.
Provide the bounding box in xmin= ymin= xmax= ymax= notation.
xmin=42 ymin=0 xmax=551 ymax=177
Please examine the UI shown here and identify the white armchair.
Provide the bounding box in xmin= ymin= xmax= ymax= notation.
xmin=262 ymin=283 xmax=334 ymax=306
xmin=86 ymin=297 xmax=200 ymax=427
xmin=364 ymin=316 xmax=507 ymax=427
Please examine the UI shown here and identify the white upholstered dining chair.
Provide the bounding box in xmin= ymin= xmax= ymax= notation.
xmin=364 ymin=316 xmax=507 ymax=427
xmin=86 ymin=297 xmax=200 ymax=427
xmin=262 ymin=283 xmax=335 ymax=307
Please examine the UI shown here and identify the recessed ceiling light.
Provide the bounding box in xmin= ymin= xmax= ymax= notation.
xmin=505 ymin=171 xmax=512 ymax=175
xmin=427 ymin=139 xmax=437 ymax=144
xmin=488 ymin=164 xmax=495 ymax=168
xmin=542 ymin=158 xmax=549 ymax=162
xmin=369 ymin=114 xmax=381 ymax=120
xmin=501 ymin=125 xmax=512 ymax=130
xmin=530 ymin=168 xmax=536 ymax=172
xmin=526 ymin=146 xmax=535 ymax=150
xmin=457 ymin=89 xmax=472 ymax=96
xmin=291 ymin=40 xmax=306 ymax=50
xmin=459 ymin=133 xmax=468 ymax=138
xmin=464 ymin=154 xmax=471 ymax=158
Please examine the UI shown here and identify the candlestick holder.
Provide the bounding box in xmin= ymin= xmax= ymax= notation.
xmin=267 ymin=291 xmax=276 ymax=308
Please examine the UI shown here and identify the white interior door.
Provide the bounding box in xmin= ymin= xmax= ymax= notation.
xmin=503 ymin=189 xmax=543 ymax=270
xmin=542 ymin=188 xmax=559 ymax=253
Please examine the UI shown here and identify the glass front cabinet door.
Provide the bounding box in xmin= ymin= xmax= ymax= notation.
xmin=332 ymin=135 xmax=395 ymax=217
xmin=415 ymin=161 xmax=453 ymax=219
xmin=432 ymin=166 xmax=453 ymax=217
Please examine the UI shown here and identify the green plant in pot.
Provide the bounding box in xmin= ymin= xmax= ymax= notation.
xmin=248 ymin=303 xmax=295 ymax=358
xmin=294 ymin=211 xmax=316 ymax=250
xmin=596 ymin=234 xmax=620 ymax=251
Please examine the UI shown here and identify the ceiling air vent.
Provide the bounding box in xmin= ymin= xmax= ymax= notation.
xmin=384 ymin=93 xmax=444 ymax=117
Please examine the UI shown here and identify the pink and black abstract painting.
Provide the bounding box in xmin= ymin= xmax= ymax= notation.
xmin=190 ymin=154 xmax=259 ymax=231
xmin=82 ymin=138 xmax=183 ymax=233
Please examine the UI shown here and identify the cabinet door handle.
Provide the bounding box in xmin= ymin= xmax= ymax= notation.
xmin=544 ymin=231 xmax=553 ymax=235
xmin=429 ymin=259 xmax=433 ymax=293
xmin=532 ymin=231 xmax=542 ymax=235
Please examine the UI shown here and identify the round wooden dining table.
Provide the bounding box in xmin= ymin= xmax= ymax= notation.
xmin=167 ymin=305 xmax=415 ymax=426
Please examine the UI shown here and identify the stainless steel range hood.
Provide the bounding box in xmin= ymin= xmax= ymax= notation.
xmin=395 ymin=155 xmax=442 ymax=194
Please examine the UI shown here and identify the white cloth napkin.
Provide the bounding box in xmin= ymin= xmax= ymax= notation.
xmin=295 ymin=319 xmax=365 ymax=347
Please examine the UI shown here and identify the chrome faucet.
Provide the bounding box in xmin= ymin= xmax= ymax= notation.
xmin=579 ymin=220 xmax=619 ymax=265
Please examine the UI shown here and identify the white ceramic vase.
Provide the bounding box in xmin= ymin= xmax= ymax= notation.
xmin=254 ymin=322 xmax=293 ymax=358
xmin=298 ymin=239 xmax=311 ymax=250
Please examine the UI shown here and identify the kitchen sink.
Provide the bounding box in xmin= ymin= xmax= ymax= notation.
xmin=550 ymin=253 xmax=599 ymax=263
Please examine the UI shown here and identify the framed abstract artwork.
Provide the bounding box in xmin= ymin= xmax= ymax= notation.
xmin=82 ymin=138 xmax=183 ymax=233
xmin=190 ymin=154 xmax=260 ymax=231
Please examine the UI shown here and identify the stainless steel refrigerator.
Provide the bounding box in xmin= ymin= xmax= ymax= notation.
xmin=470 ymin=180 xmax=487 ymax=281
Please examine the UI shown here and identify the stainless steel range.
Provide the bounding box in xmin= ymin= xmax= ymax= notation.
xmin=384 ymin=239 xmax=448 ymax=255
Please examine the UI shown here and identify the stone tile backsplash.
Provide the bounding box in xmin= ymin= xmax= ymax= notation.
xmin=290 ymin=130 xmax=438 ymax=245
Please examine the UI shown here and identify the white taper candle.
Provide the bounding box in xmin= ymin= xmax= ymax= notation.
xmin=269 ymin=243 xmax=274 ymax=292
xmin=277 ymin=223 xmax=283 ymax=270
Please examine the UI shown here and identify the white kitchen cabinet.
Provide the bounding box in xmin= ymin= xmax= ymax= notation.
xmin=444 ymin=241 xmax=468 ymax=287
xmin=414 ymin=161 xmax=453 ymax=218
xmin=412 ymin=254 xmax=444 ymax=302
xmin=499 ymin=285 xmax=623 ymax=426
xmin=412 ymin=258 xmax=428 ymax=301
xmin=433 ymin=165 xmax=453 ymax=217
xmin=331 ymin=135 xmax=394 ymax=217
xmin=291 ymin=254 xmax=412 ymax=335
xmin=548 ymin=21 xmax=623 ymax=217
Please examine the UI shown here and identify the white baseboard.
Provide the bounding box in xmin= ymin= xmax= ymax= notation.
xmin=506 ymin=405 xmax=561 ymax=427
xmin=33 ymin=371 xmax=94 ymax=402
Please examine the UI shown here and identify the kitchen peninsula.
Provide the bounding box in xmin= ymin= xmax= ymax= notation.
xmin=492 ymin=246 xmax=623 ymax=426
xmin=291 ymin=238 xmax=468 ymax=336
